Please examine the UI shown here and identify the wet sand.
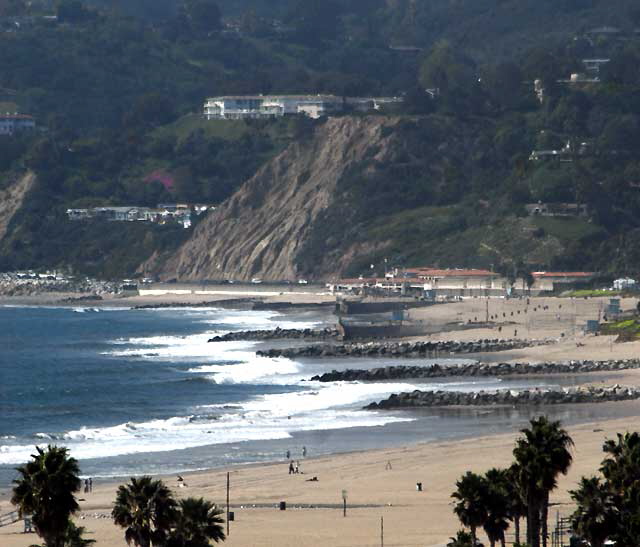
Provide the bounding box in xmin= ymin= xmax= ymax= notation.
xmin=3 ymin=413 xmax=640 ymax=547
xmin=3 ymin=294 xmax=640 ymax=546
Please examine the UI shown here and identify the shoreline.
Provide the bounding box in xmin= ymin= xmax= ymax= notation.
xmin=4 ymin=412 xmax=640 ymax=546
xmin=5 ymin=294 xmax=640 ymax=545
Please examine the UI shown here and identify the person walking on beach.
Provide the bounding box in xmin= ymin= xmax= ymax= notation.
xmin=295 ymin=461 xmax=300 ymax=474
xmin=89 ymin=477 xmax=92 ymax=492
xmin=289 ymin=461 xmax=295 ymax=475
xmin=302 ymin=446 xmax=307 ymax=458
xmin=84 ymin=479 xmax=89 ymax=493
xmin=286 ymin=449 xmax=290 ymax=460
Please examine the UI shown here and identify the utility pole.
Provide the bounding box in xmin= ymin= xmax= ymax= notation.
xmin=226 ymin=472 xmax=230 ymax=536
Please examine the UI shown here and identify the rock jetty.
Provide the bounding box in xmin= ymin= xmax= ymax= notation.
xmin=311 ymin=359 xmax=640 ymax=382
xmin=209 ymin=327 xmax=339 ymax=343
xmin=257 ymin=338 xmax=549 ymax=359
xmin=365 ymin=385 xmax=640 ymax=409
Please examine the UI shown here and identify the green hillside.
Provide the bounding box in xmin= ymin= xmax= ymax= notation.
xmin=2 ymin=0 xmax=640 ymax=278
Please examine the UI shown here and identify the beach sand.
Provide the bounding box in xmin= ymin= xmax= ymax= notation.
xmin=3 ymin=294 xmax=640 ymax=546
xmin=2 ymin=412 xmax=640 ymax=547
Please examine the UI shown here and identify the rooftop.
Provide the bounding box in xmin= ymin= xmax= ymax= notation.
xmin=0 ymin=113 xmax=34 ymax=120
xmin=206 ymin=94 xmax=343 ymax=102
xmin=532 ymin=271 xmax=594 ymax=278
xmin=404 ymin=268 xmax=498 ymax=277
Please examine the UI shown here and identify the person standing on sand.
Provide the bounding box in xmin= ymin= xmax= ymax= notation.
xmin=286 ymin=449 xmax=290 ymax=460
xmin=289 ymin=461 xmax=295 ymax=474
xmin=302 ymin=446 xmax=307 ymax=457
xmin=89 ymin=477 xmax=92 ymax=492
xmin=295 ymin=461 xmax=300 ymax=474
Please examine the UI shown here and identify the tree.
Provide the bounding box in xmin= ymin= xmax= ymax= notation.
xmin=0 ymin=0 xmax=27 ymax=16
xmin=418 ymin=42 xmax=482 ymax=115
xmin=57 ymin=0 xmax=92 ymax=23
xmin=452 ymin=472 xmax=489 ymax=546
xmin=286 ymin=0 xmax=343 ymax=45
xmin=481 ymin=62 xmax=526 ymax=112
xmin=570 ymin=477 xmax=617 ymax=547
xmin=513 ymin=417 xmax=574 ymax=547
xmin=184 ymin=0 xmax=221 ymax=35
xmin=11 ymin=445 xmax=82 ymax=547
xmin=112 ymin=477 xmax=177 ymax=547
xmin=168 ymin=498 xmax=226 ymax=547
xmin=447 ymin=529 xmax=480 ymax=547
xmin=506 ymin=464 xmax=528 ymax=545
xmin=483 ymin=469 xmax=511 ymax=547
xmin=599 ymin=432 xmax=640 ymax=545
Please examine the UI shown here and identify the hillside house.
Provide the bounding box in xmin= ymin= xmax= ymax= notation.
xmin=0 ymin=114 xmax=35 ymax=135
xmin=66 ymin=205 xmax=194 ymax=228
xmin=203 ymin=95 xmax=402 ymax=120
xmin=204 ymin=95 xmax=346 ymax=120
xmin=525 ymin=202 xmax=588 ymax=217
xmin=582 ymin=59 xmax=610 ymax=75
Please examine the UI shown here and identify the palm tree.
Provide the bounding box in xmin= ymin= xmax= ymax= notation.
xmin=570 ymin=477 xmax=617 ymax=547
xmin=506 ymin=464 xmax=527 ymax=545
xmin=599 ymin=432 xmax=640 ymax=545
xmin=11 ymin=445 xmax=82 ymax=547
xmin=513 ymin=416 xmax=573 ymax=547
xmin=447 ymin=529 xmax=481 ymax=547
xmin=483 ymin=469 xmax=510 ymax=547
xmin=600 ymin=432 xmax=640 ymax=491
xmin=112 ymin=476 xmax=177 ymax=547
xmin=452 ymin=471 xmax=489 ymax=546
xmin=168 ymin=497 xmax=226 ymax=546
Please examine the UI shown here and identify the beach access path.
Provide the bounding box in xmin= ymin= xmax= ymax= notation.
xmin=3 ymin=412 xmax=640 ymax=547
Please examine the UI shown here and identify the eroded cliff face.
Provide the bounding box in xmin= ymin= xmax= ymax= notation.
xmin=0 ymin=171 xmax=35 ymax=242
xmin=153 ymin=117 xmax=398 ymax=281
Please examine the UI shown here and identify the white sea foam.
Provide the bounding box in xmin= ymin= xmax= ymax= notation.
xmin=104 ymin=334 xmax=254 ymax=361
xmin=187 ymin=357 xmax=302 ymax=384
xmin=0 ymin=383 xmax=413 ymax=464
xmin=202 ymin=309 xmax=321 ymax=330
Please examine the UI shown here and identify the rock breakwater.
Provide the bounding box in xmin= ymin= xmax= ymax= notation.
xmin=365 ymin=385 xmax=640 ymax=409
xmin=311 ymin=359 xmax=640 ymax=382
xmin=257 ymin=338 xmax=550 ymax=359
xmin=209 ymin=327 xmax=339 ymax=342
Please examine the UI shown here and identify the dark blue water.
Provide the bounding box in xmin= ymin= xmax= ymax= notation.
xmin=1 ymin=307 xmax=295 ymax=437
xmin=2 ymin=305 xmax=639 ymax=488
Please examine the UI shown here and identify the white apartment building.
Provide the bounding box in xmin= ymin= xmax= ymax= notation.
xmin=204 ymin=95 xmax=347 ymax=120
xmin=0 ymin=114 xmax=35 ymax=135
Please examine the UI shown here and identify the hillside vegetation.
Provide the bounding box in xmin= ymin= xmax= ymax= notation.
xmin=2 ymin=0 xmax=640 ymax=278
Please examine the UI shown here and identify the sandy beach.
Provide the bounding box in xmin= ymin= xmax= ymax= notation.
xmin=3 ymin=293 xmax=640 ymax=546
xmin=3 ymin=413 xmax=640 ymax=547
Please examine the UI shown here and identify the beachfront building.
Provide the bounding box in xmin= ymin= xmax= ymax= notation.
xmin=203 ymin=95 xmax=403 ymax=120
xmin=530 ymin=271 xmax=595 ymax=292
xmin=330 ymin=268 xmax=507 ymax=297
xmin=330 ymin=268 xmax=598 ymax=297
xmin=0 ymin=113 xmax=35 ymax=135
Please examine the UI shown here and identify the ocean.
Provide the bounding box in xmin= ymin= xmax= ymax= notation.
xmin=0 ymin=305 xmax=633 ymax=486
